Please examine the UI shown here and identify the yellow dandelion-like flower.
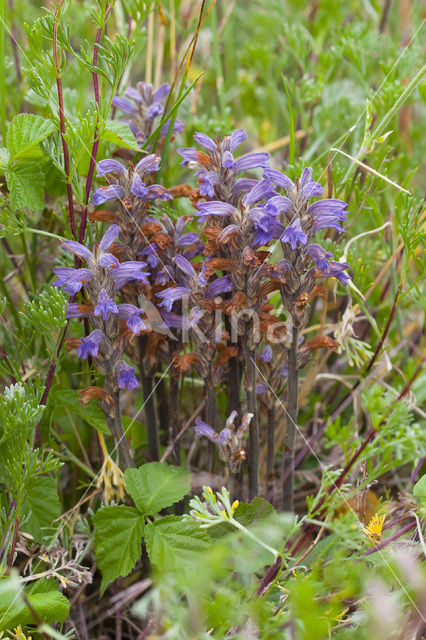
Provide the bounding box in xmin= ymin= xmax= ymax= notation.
xmin=96 ymin=432 xmax=126 ymax=503
xmin=363 ymin=513 xmax=385 ymax=545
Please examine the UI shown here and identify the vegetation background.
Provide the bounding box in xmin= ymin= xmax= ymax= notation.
xmin=0 ymin=0 xmax=425 ymax=638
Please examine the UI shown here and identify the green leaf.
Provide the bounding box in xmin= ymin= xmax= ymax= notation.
xmin=413 ymin=474 xmax=426 ymax=508
xmin=124 ymin=462 xmax=191 ymax=515
xmin=6 ymin=160 xmax=45 ymax=211
xmin=21 ymin=475 xmax=61 ymax=543
xmin=145 ymin=516 xmax=210 ymax=572
xmin=52 ymin=388 xmax=111 ymax=435
xmin=102 ymin=120 xmax=140 ymax=151
xmin=6 ymin=113 xmax=56 ymax=159
xmin=234 ymin=497 xmax=276 ymax=527
xmin=0 ymin=147 xmax=10 ymax=170
xmin=0 ymin=579 xmax=69 ymax=632
xmin=93 ymin=505 xmax=144 ymax=595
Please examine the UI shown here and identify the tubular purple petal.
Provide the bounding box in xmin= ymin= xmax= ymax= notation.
xmin=263 ymin=168 xmax=295 ymax=193
xmin=153 ymin=83 xmax=171 ymax=103
xmin=173 ymin=254 xmax=196 ymax=279
xmin=206 ymin=275 xmax=232 ymax=298
xmin=77 ymin=330 xmax=105 ymax=360
xmin=156 ymin=286 xmax=191 ymax=312
xmin=115 ymin=360 xmax=139 ymax=391
xmin=112 ymin=96 xmax=137 ymax=115
xmin=61 ymin=240 xmax=93 ymax=262
xmin=281 ymin=219 xmax=308 ymax=250
xmin=131 ymin=174 xmax=149 ymax=198
xmin=99 ymin=224 xmax=121 ymax=251
xmin=96 ymin=159 xmax=126 ymax=177
xmin=135 ymin=154 xmax=161 ymax=175
xmin=194 ymin=418 xmax=218 ymax=444
xmin=109 ymin=261 xmax=150 ymax=291
xmin=92 ymin=185 xmax=125 ymax=206
xmin=193 ymin=132 xmax=217 ymax=152
xmin=94 ymin=289 xmax=118 ymax=321
xmin=230 ymin=129 xmax=247 ymax=152
xmin=234 ymin=152 xmax=270 ymax=172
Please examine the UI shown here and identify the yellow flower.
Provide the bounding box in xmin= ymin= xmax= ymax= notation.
xmin=231 ymin=500 xmax=239 ymax=515
xmin=96 ymin=432 xmax=125 ymax=503
xmin=7 ymin=626 xmax=32 ymax=640
xmin=363 ymin=513 xmax=385 ymax=545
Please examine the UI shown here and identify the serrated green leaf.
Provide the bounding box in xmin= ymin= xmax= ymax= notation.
xmin=102 ymin=120 xmax=140 ymax=151
xmin=0 ymin=579 xmax=69 ymax=632
xmin=0 ymin=147 xmax=10 ymax=170
xmin=93 ymin=505 xmax=144 ymax=595
xmin=145 ymin=515 xmax=210 ymax=571
xmin=7 ymin=113 xmax=56 ymax=159
xmin=21 ymin=475 xmax=61 ymax=543
xmin=124 ymin=462 xmax=191 ymax=515
xmin=234 ymin=497 xmax=276 ymax=527
xmin=6 ymin=161 xmax=45 ymax=211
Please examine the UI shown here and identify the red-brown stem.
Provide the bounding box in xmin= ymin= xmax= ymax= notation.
xmin=79 ymin=3 xmax=113 ymax=244
xmin=33 ymin=321 xmax=69 ymax=447
xmin=291 ymin=360 xmax=424 ymax=556
xmin=53 ymin=2 xmax=76 ymax=239
xmin=8 ymin=514 xmax=19 ymax=568
xmin=111 ymin=15 xmax=133 ymax=120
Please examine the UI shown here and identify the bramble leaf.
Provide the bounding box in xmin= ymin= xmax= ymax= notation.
xmin=124 ymin=462 xmax=191 ymax=515
xmin=6 ymin=113 xmax=56 ymax=159
xmin=102 ymin=120 xmax=140 ymax=151
xmin=0 ymin=579 xmax=69 ymax=631
xmin=93 ymin=505 xmax=144 ymax=595
xmin=145 ymin=516 xmax=210 ymax=572
xmin=6 ymin=160 xmax=45 ymax=211
xmin=21 ymin=475 xmax=61 ymax=543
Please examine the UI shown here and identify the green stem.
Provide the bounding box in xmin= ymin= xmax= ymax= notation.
xmin=0 ymin=0 xmax=6 ymax=143
xmin=230 ymin=517 xmax=279 ymax=558
xmin=20 ymin=233 xmax=36 ymax=292
xmin=211 ymin=4 xmax=226 ymax=120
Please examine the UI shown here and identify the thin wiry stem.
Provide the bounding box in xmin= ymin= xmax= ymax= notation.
xmin=108 ymin=388 xmax=135 ymax=469
xmin=282 ymin=325 xmax=299 ymax=511
xmin=206 ymin=378 xmax=216 ymax=473
xmin=140 ymin=363 xmax=160 ymax=461
xmin=266 ymin=403 xmax=276 ymax=502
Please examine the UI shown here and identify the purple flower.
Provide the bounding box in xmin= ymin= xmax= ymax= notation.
xmin=141 ymin=243 xmax=160 ymax=268
xmin=135 ymin=154 xmax=161 ymax=176
xmin=281 ymin=219 xmax=308 ymax=250
xmin=206 ymin=275 xmax=233 ymax=298
xmin=131 ymin=174 xmax=149 ymax=198
xmin=261 ymin=345 xmax=273 ymax=363
xmin=234 ymin=152 xmax=269 ymax=172
xmin=156 ymin=286 xmax=191 ymax=312
xmin=177 ymin=232 xmax=199 ymax=248
xmin=177 ymin=147 xmax=201 ymax=166
xmin=230 ymin=129 xmax=247 ymax=152
xmin=77 ymin=330 xmax=105 ymax=360
xmin=118 ymin=304 xmax=147 ymax=334
xmin=193 ymin=132 xmax=217 ymax=153
xmin=115 ymin=360 xmax=139 ymax=391
xmin=53 ymin=268 xmax=93 ymax=295
xmin=193 ymin=418 xmax=218 ymax=444
xmin=196 ymin=201 xmax=236 ymax=222
xmin=94 ymin=288 xmax=118 ymax=321
xmin=199 ymin=171 xmax=219 ymax=198
xmin=109 ymin=261 xmax=150 ymax=291
xmin=92 ymin=184 xmax=125 ymax=206
xmin=96 ymin=159 xmax=126 ymax=177
xmin=65 ymin=303 xmax=91 ymax=319
xmin=263 ymin=168 xmax=295 ymax=193
xmin=172 ymin=254 xmax=196 ymax=279
xmin=307 ymin=244 xmax=350 ymax=284
xmin=242 ymin=179 xmax=275 ymax=208
xmin=112 ymin=96 xmax=137 ymax=115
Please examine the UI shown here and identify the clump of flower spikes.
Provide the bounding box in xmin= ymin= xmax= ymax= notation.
xmin=113 ymin=81 xmax=184 ymax=147
xmin=53 ymin=224 xmax=147 ymax=391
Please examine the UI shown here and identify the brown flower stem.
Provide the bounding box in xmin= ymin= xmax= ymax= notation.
xmin=206 ymin=378 xmax=216 ymax=473
xmin=156 ymin=375 xmax=170 ymax=438
xmin=169 ymin=358 xmax=180 ymax=466
xmin=242 ymin=331 xmax=259 ymax=500
xmin=140 ymin=364 xmax=159 ymax=461
xmin=266 ymin=403 xmax=276 ymax=502
xmin=107 ymin=387 xmax=135 ymax=469
xmin=282 ymin=325 xmax=299 ymax=511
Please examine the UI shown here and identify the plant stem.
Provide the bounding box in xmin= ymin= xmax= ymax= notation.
xmin=140 ymin=363 xmax=159 ymax=461
xmin=282 ymin=325 xmax=299 ymax=511
xmin=0 ymin=0 xmax=6 ymax=143
xmin=8 ymin=513 xmax=19 ymax=568
xmin=108 ymin=388 xmax=135 ymax=469
xmin=79 ymin=3 xmax=113 ymax=245
xmin=169 ymin=356 xmax=180 ymax=466
xmin=242 ymin=331 xmax=259 ymax=500
xmin=266 ymin=403 xmax=276 ymax=501
xmin=53 ymin=1 xmax=76 ymax=239
xmin=206 ymin=378 xmax=216 ymax=473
